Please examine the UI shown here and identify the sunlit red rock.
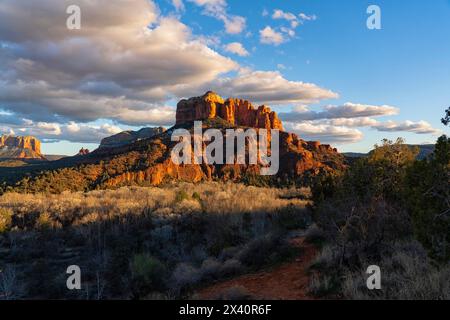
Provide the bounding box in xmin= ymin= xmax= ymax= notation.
xmin=176 ymin=92 xmax=284 ymax=131
xmin=0 ymin=135 xmax=44 ymax=159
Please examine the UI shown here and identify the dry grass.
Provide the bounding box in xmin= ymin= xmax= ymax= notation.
xmin=308 ymin=241 xmax=450 ymax=300
xmin=0 ymin=182 xmax=310 ymax=228
xmin=0 ymin=183 xmax=311 ymax=299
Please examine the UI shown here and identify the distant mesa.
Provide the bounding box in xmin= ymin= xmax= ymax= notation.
xmin=99 ymin=127 xmax=167 ymax=149
xmin=0 ymin=135 xmax=46 ymax=160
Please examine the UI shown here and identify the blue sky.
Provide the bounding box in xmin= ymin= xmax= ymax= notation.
xmin=0 ymin=0 xmax=449 ymax=155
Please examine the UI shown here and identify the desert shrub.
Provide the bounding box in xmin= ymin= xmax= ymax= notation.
xmin=315 ymin=138 xmax=418 ymax=203
xmin=192 ymin=192 xmax=202 ymax=202
xmin=404 ymin=135 xmax=450 ymax=261
xmin=236 ymin=234 xmax=292 ymax=268
xmin=170 ymin=263 xmax=202 ymax=297
xmin=219 ymin=259 xmax=244 ymax=278
xmin=275 ymin=204 xmax=311 ymax=230
xmin=241 ymin=173 xmax=273 ymax=187
xmin=0 ymin=208 xmax=13 ymax=233
xmin=205 ymin=218 xmax=245 ymax=256
xmin=308 ymin=245 xmax=342 ymax=297
xmin=36 ymin=212 xmax=55 ymax=230
xmin=0 ymin=265 xmax=20 ymax=300
xmin=313 ymin=139 xmax=422 ymax=259
xmin=200 ymin=258 xmax=222 ymax=280
xmin=309 ymin=272 xmax=340 ymax=298
xmin=150 ymin=225 xmax=174 ymax=246
xmin=317 ymin=199 xmax=412 ymax=266
xmin=309 ymin=137 xmax=450 ymax=299
xmin=304 ymin=224 xmax=326 ymax=246
xmin=219 ymin=246 xmax=240 ymax=261
xmin=26 ymin=259 xmax=59 ymax=298
xmin=199 ymin=258 xmax=245 ymax=282
xmin=0 ymin=182 xmax=309 ymax=299
xmin=340 ymin=241 xmax=450 ymax=300
xmin=130 ymin=254 xmax=167 ymax=298
xmin=175 ymin=190 xmax=190 ymax=203
xmin=174 ymin=199 xmax=203 ymax=215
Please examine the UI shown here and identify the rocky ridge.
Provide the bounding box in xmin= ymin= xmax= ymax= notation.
xmin=99 ymin=127 xmax=167 ymax=149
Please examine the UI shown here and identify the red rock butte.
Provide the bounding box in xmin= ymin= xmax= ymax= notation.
xmin=0 ymin=135 xmax=41 ymax=153
xmin=0 ymin=135 xmax=44 ymax=159
xmin=176 ymin=91 xmax=284 ymax=131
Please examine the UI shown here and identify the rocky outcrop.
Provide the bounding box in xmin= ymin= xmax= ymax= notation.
xmin=176 ymin=92 xmax=284 ymax=131
xmin=0 ymin=135 xmax=44 ymax=159
xmin=77 ymin=148 xmax=90 ymax=156
xmin=99 ymin=127 xmax=166 ymax=149
xmin=99 ymin=126 xmax=344 ymax=188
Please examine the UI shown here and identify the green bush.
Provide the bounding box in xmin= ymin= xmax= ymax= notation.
xmin=236 ymin=234 xmax=290 ymax=268
xmin=175 ymin=190 xmax=190 ymax=203
xmin=192 ymin=192 xmax=201 ymax=202
xmin=310 ymin=136 xmax=450 ymax=298
xmin=405 ymin=135 xmax=450 ymax=261
xmin=130 ymin=254 xmax=167 ymax=298
xmin=0 ymin=208 xmax=13 ymax=233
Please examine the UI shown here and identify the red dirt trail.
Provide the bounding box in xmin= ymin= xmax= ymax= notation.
xmin=197 ymin=236 xmax=318 ymax=300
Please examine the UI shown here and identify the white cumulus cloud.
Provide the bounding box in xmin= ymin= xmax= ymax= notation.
xmin=280 ymin=103 xmax=399 ymax=121
xmin=188 ymin=0 xmax=246 ymax=34
xmin=285 ymin=122 xmax=364 ymax=144
xmin=0 ymin=0 xmax=237 ymax=129
xmin=224 ymin=42 xmax=250 ymax=57
xmin=260 ymin=26 xmax=286 ymax=45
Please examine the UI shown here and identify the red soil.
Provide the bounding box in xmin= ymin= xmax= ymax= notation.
xmin=197 ymin=237 xmax=318 ymax=300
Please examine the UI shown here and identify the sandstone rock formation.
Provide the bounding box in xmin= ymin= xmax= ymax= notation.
xmin=7 ymin=93 xmax=345 ymax=192
xmin=0 ymin=135 xmax=44 ymax=159
xmin=90 ymin=92 xmax=344 ymax=188
xmin=99 ymin=127 xmax=166 ymax=149
xmin=176 ymin=92 xmax=284 ymax=131
xmin=78 ymin=148 xmax=90 ymax=156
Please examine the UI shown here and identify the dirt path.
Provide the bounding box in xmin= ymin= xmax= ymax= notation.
xmin=197 ymin=233 xmax=318 ymax=300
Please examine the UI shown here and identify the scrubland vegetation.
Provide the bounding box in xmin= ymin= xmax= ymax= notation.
xmin=0 ymin=183 xmax=311 ymax=299
xmin=308 ymin=136 xmax=450 ymax=300
xmin=0 ymin=135 xmax=448 ymax=300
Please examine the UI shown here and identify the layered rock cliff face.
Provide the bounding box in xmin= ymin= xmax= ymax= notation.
xmin=91 ymin=93 xmax=343 ymax=188
xmin=99 ymin=127 xmax=166 ymax=149
xmin=0 ymin=135 xmax=44 ymax=159
xmin=176 ymin=92 xmax=284 ymax=131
